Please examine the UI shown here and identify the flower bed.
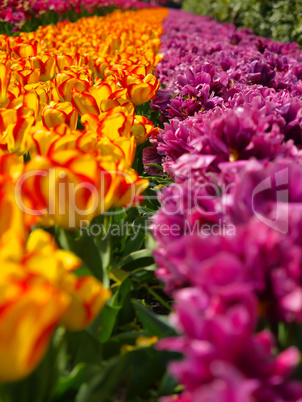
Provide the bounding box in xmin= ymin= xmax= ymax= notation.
xmin=2 ymin=4 xmax=302 ymax=401
xmin=0 ymin=8 xmax=173 ymax=401
xmin=146 ymin=9 xmax=302 ymax=401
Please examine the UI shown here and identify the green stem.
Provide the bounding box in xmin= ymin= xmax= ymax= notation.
xmin=145 ymin=285 xmax=172 ymax=312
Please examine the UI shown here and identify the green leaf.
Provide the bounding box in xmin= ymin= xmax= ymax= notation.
xmin=132 ymin=300 xmax=176 ymax=338
xmin=123 ymin=225 xmax=147 ymax=255
xmin=76 ymin=347 xmax=176 ymax=402
xmin=96 ymin=304 xmax=121 ymax=343
xmin=119 ymin=249 xmax=154 ymax=270
xmin=55 ymin=363 xmax=100 ymax=398
xmin=97 ymin=279 xmax=132 ymax=342
xmin=159 ymin=371 xmax=179 ymax=397
xmin=144 ymin=163 xmax=164 ymax=171
xmin=55 ymin=227 xmax=109 ymax=286
xmin=65 ymin=330 xmax=103 ymax=366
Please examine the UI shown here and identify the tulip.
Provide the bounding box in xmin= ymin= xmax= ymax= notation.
xmin=97 ymin=136 xmax=136 ymax=168
xmin=41 ymin=101 xmax=78 ymax=130
xmin=12 ymin=68 xmax=41 ymax=87
xmin=0 ymin=63 xmax=10 ymax=105
xmin=131 ymin=115 xmax=155 ymax=145
xmin=0 ymin=153 xmax=25 ymax=246
xmin=20 ymin=149 xmax=102 ymax=229
xmin=72 ymin=89 xmax=99 ymax=116
xmin=30 ymin=55 xmax=56 ymax=82
xmin=0 ymin=270 xmax=69 ymax=382
xmin=77 ymin=132 xmax=136 ymax=168
xmin=0 ymin=107 xmax=35 ymax=155
xmin=0 ymin=229 xmax=110 ymax=382
xmin=24 ymin=82 xmax=53 ymax=115
xmin=111 ymin=168 xmax=149 ymax=208
xmin=55 ymin=54 xmax=73 ymax=71
xmin=97 ymin=103 xmax=135 ymax=138
xmin=23 ymin=229 xmax=111 ymax=331
xmin=60 ymin=275 xmax=111 ymax=331
xmin=12 ymin=41 xmax=40 ymax=58
xmin=81 ymin=102 xmax=135 ymax=139
xmin=7 ymin=90 xmax=40 ymax=119
xmin=126 ymin=73 xmax=160 ymax=106
xmin=28 ymin=124 xmax=82 ymax=157
xmin=106 ymin=63 xmax=153 ymax=79
xmin=56 ymin=77 xmax=91 ymax=103
xmin=94 ymin=57 xmax=110 ymax=79
xmin=72 ymin=78 xmax=128 ymax=117
xmin=3 ymin=81 xmax=22 ymax=108
xmin=25 ymin=229 xmax=82 ymax=273
xmin=10 ymin=59 xmax=30 ymax=72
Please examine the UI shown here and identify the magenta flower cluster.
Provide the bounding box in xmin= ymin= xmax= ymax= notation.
xmin=144 ymin=10 xmax=302 ymax=175
xmin=0 ymin=0 xmax=155 ymax=28
xmin=147 ymin=9 xmax=302 ymax=402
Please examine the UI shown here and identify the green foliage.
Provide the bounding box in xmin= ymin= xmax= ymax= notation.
xmin=183 ymin=0 xmax=302 ymax=45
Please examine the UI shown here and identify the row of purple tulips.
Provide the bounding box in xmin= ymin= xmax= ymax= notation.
xmin=146 ymin=9 xmax=302 ymax=401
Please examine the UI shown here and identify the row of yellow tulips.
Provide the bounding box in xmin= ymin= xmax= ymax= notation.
xmin=0 ymin=7 xmax=168 ymax=382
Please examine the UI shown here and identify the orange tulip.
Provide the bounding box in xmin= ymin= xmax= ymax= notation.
xmin=55 ymin=76 xmax=91 ymax=103
xmin=60 ymin=275 xmax=111 ymax=331
xmin=111 ymin=168 xmax=149 ymax=208
xmin=11 ymin=40 xmax=40 ymax=58
xmin=55 ymin=54 xmax=74 ymax=71
xmin=0 ymin=153 xmax=26 ymax=247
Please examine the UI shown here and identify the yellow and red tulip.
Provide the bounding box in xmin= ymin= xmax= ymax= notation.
xmin=0 ymin=268 xmax=69 ymax=382
xmin=125 ymin=73 xmax=160 ymax=106
xmin=0 ymin=63 xmax=10 ymax=106
xmin=12 ymin=68 xmax=41 ymax=87
xmin=0 ymin=229 xmax=110 ymax=382
xmin=20 ymin=148 xmax=103 ymax=229
xmin=0 ymin=8 xmax=170 ymax=384
xmin=41 ymin=101 xmax=78 ymax=130
xmin=131 ymin=115 xmax=155 ymax=145
xmin=30 ymin=54 xmax=56 ymax=82
xmin=28 ymin=124 xmax=80 ymax=156
xmin=0 ymin=107 xmax=35 ymax=155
